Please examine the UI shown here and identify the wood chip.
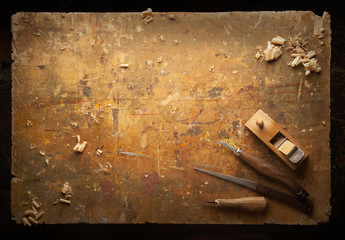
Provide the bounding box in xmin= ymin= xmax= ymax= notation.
xmin=159 ymin=34 xmax=166 ymax=42
xmin=271 ymin=36 xmax=286 ymax=45
xmin=120 ymin=63 xmax=129 ymax=68
xmin=24 ymin=209 xmax=36 ymax=216
xmin=61 ymin=182 xmax=72 ymax=195
xmin=142 ymin=8 xmax=153 ymax=24
xmin=168 ymin=14 xmax=176 ymax=20
xmin=28 ymin=216 xmax=39 ymax=225
xmin=35 ymin=211 xmax=45 ymax=220
xmin=96 ymin=149 xmax=103 ymax=156
xmin=22 ymin=217 xmax=31 ymax=226
xmin=73 ymin=135 xmax=87 ymax=152
xmin=263 ymin=41 xmax=282 ymax=61
xmin=31 ymin=200 xmax=40 ymax=209
xmin=59 ymin=198 xmax=71 ymax=204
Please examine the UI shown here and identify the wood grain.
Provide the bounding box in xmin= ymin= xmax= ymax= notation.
xmin=11 ymin=11 xmax=331 ymax=224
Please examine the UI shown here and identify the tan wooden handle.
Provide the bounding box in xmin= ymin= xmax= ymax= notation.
xmin=214 ymin=197 xmax=268 ymax=211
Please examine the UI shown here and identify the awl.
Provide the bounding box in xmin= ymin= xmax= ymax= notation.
xmin=217 ymin=140 xmax=309 ymax=199
xmin=194 ymin=167 xmax=313 ymax=214
xmin=206 ymin=196 xmax=268 ymax=211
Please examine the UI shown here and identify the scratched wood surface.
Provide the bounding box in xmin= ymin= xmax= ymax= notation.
xmin=11 ymin=11 xmax=331 ymax=224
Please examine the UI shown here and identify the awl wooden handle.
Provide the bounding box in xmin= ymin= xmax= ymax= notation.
xmin=214 ymin=197 xmax=268 ymax=211
xmin=240 ymin=151 xmax=309 ymax=199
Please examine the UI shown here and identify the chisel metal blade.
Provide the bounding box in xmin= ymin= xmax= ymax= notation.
xmin=217 ymin=140 xmax=237 ymax=153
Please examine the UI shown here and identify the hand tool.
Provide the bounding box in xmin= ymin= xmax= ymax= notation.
xmin=245 ymin=109 xmax=309 ymax=170
xmin=193 ymin=167 xmax=313 ymax=214
xmin=217 ymin=140 xmax=309 ymax=199
xmin=205 ymin=196 xmax=268 ymax=211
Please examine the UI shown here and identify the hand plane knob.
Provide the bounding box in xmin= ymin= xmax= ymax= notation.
xmin=256 ymin=119 xmax=264 ymax=128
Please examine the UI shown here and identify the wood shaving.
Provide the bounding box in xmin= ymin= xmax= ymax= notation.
xmin=70 ymin=122 xmax=78 ymax=128
xmin=22 ymin=217 xmax=31 ymax=226
xmin=59 ymin=198 xmax=71 ymax=204
xmin=120 ymin=63 xmax=129 ymax=68
xmin=286 ymin=34 xmax=308 ymax=51
xmin=57 ymin=182 xmax=73 ymax=205
xmin=96 ymin=149 xmax=103 ymax=156
xmin=28 ymin=216 xmax=38 ymax=225
xmin=263 ymin=41 xmax=282 ymax=61
xmin=271 ymin=36 xmax=286 ymax=45
xmin=61 ymin=182 xmax=72 ymax=196
xmin=287 ymin=34 xmax=322 ymax=75
xmin=31 ymin=200 xmax=40 ymax=209
xmin=73 ymin=135 xmax=87 ymax=153
xmin=34 ymin=211 xmax=45 ymax=220
xmin=22 ymin=193 xmax=44 ymax=225
xmin=24 ymin=209 xmax=36 ymax=216
xmin=168 ymin=14 xmax=176 ymax=20
xmin=90 ymin=113 xmax=99 ymax=124
xmin=27 ymin=120 xmax=32 ymax=126
xmin=256 ymin=36 xmax=286 ymax=62
xmin=142 ymin=8 xmax=153 ymax=24
xmin=317 ymin=27 xmax=326 ymax=39
xmin=39 ymin=150 xmax=45 ymax=156
xmin=159 ymin=34 xmax=166 ymax=42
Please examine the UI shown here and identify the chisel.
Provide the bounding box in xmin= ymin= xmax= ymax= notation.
xmin=217 ymin=140 xmax=309 ymax=199
xmin=194 ymin=167 xmax=312 ymax=214
xmin=206 ymin=196 xmax=268 ymax=211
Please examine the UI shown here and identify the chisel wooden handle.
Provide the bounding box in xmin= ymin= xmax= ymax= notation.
xmin=239 ymin=151 xmax=309 ymax=199
xmin=256 ymin=183 xmax=312 ymax=213
xmin=213 ymin=197 xmax=268 ymax=211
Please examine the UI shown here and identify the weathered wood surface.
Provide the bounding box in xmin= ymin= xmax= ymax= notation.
xmin=11 ymin=11 xmax=331 ymax=224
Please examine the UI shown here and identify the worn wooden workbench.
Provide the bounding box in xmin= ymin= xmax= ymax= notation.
xmin=11 ymin=11 xmax=330 ymax=224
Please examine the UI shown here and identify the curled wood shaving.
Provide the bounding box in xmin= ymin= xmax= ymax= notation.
xmin=263 ymin=41 xmax=282 ymax=61
xmin=256 ymin=36 xmax=286 ymax=62
xmin=271 ymin=36 xmax=286 ymax=45
xmin=22 ymin=217 xmax=31 ymax=226
xmin=73 ymin=135 xmax=87 ymax=152
xmin=61 ymin=182 xmax=72 ymax=196
xmin=287 ymin=34 xmax=322 ymax=75
xmin=142 ymin=8 xmax=153 ymax=24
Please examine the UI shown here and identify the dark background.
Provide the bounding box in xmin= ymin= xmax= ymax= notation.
xmin=1 ymin=0 xmax=344 ymax=239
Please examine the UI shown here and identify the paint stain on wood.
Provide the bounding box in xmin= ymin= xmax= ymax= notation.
xmin=141 ymin=172 xmax=158 ymax=195
xmin=208 ymin=87 xmax=223 ymax=98
xmin=100 ymin=180 xmax=115 ymax=204
xmin=181 ymin=126 xmax=202 ymax=136
xmin=83 ymin=87 xmax=92 ymax=97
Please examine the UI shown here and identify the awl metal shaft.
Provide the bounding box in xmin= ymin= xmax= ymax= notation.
xmin=217 ymin=140 xmax=309 ymax=199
